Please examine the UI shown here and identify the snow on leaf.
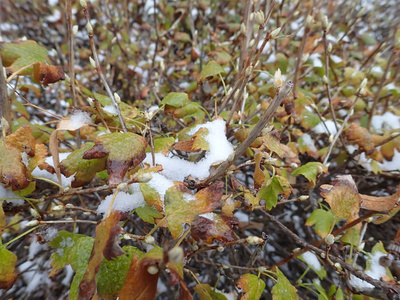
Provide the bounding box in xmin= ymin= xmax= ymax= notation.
xmin=165 ymin=181 xmax=223 ymax=239
xmin=199 ymin=60 xmax=225 ymax=82
xmin=194 ymin=283 xmax=228 ymax=300
xmin=1 ymin=40 xmax=48 ymax=75
xmin=78 ymin=211 xmax=125 ymax=300
xmin=257 ymin=175 xmax=291 ymax=210
xmin=59 ymin=142 xmax=107 ymax=188
xmin=272 ymin=268 xmax=298 ymax=300
xmin=191 ymin=213 xmax=238 ymax=244
xmin=291 ymin=162 xmax=327 ymax=186
xmin=160 ymin=92 xmax=188 ymax=108
xmin=237 ymin=273 xmax=266 ymax=300
xmin=346 ymin=123 xmax=375 ymax=155
xmin=0 ymin=246 xmax=18 ymax=290
xmin=306 ymin=209 xmax=335 ymax=238
xmin=320 ymin=175 xmax=361 ymax=220
xmin=83 ymin=132 xmax=147 ymax=185
xmin=118 ymin=246 xmax=163 ymax=300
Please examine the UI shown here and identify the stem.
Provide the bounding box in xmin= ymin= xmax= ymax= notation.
xmin=0 ymin=55 xmax=11 ymax=136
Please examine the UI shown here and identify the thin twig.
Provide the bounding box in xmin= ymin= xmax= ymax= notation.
xmin=198 ymin=80 xmax=293 ymax=187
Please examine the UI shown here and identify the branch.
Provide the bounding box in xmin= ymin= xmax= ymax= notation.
xmin=198 ymin=80 xmax=293 ymax=187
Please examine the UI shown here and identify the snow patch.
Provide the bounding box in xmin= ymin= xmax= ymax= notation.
xmin=97 ymin=190 xmax=146 ymax=215
xmin=301 ymin=251 xmax=322 ymax=271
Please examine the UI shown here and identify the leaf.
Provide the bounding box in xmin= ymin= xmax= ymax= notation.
xmin=135 ymin=205 xmax=164 ymax=224
xmin=0 ymin=140 xmax=30 ymax=190
xmin=237 ymin=273 xmax=265 ymax=300
xmin=344 ymin=67 xmax=365 ymax=85
xmin=119 ymin=247 xmax=163 ymax=300
xmin=346 ymin=123 xmax=375 ymax=155
xmin=4 ymin=125 xmax=36 ymax=157
xmin=191 ymin=213 xmax=238 ymax=244
xmin=59 ymin=143 xmax=107 ymax=188
xmin=97 ymin=246 xmax=143 ymax=300
xmin=221 ymin=195 xmax=241 ymax=217
xmin=320 ymin=175 xmax=361 ymax=220
xmin=0 ymin=204 xmax=5 ymax=235
xmin=360 ymin=183 xmax=400 ymax=212
xmin=0 ymin=246 xmax=18 ymax=290
xmin=299 ymin=251 xmax=327 ymax=279
xmin=194 ymin=283 xmax=228 ymax=300
xmin=160 ymin=92 xmax=189 ymax=108
xmin=139 ymin=183 xmax=164 ymax=211
xmin=153 ymin=137 xmax=175 ymax=155
xmin=32 ymin=62 xmax=64 ymax=85
xmin=291 ymin=162 xmax=327 ymax=186
xmin=83 ymin=132 xmax=147 ymax=185
xmin=1 ymin=40 xmax=48 ymax=75
xmin=257 ymin=175 xmax=291 ymax=210
xmin=254 ymin=153 xmax=266 ymax=188
xmin=340 ymin=220 xmax=361 ymax=246
xmin=199 ymin=60 xmax=225 ymax=82
xmin=305 ymin=209 xmax=335 ymax=238
xmin=272 ymin=269 xmax=298 ymax=300
xmin=78 ymin=211 xmax=124 ymax=300
xmin=165 ymin=181 xmax=224 ymax=239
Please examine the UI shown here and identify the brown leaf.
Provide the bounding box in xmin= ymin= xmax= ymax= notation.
xmin=360 ymin=184 xmax=400 ymax=212
xmin=172 ymin=139 xmax=200 ymax=153
xmin=78 ymin=211 xmax=124 ymax=300
xmin=191 ymin=214 xmax=238 ymax=244
xmin=254 ymin=152 xmax=265 ymax=188
xmin=304 ymin=35 xmax=324 ymax=54
xmin=320 ymin=175 xmax=362 ymax=219
xmin=33 ymin=62 xmax=65 ymax=85
xmin=221 ymin=195 xmax=241 ymax=217
xmin=346 ymin=123 xmax=375 ymax=155
xmin=4 ymin=126 xmax=36 ymax=157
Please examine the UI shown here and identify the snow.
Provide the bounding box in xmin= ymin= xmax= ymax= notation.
xmin=96 ymin=190 xmax=146 ymax=215
xmin=28 ymin=239 xmax=46 ymax=260
xmin=32 ymin=154 xmax=74 ymax=188
xmin=199 ymin=212 xmax=215 ymax=221
xmin=370 ymin=111 xmax=400 ymax=132
xmin=301 ymin=133 xmax=318 ymax=153
xmin=103 ymin=105 xmax=118 ymax=115
xmin=146 ymin=173 xmax=174 ymax=200
xmin=301 ymin=251 xmax=322 ymax=271
xmin=309 ymin=53 xmax=323 ymax=68
xmin=144 ymin=119 xmax=234 ymax=181
xmin=349 ymin=251 xmax=386 ymax=291
xmin=42 ymin=227 xmax=58 ymax=242
xmin=314 ymin=120 xmax=338 ymax=135
xmin=0 ymin=184 xmax=24 ymax=205
xmin=69 ymin=110 xmax=92 ymax=129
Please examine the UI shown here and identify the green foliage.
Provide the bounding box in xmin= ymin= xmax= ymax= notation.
xmin=272 ymin=269 xmax=298 ymax=300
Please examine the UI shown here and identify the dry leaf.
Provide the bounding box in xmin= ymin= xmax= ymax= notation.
xmin=346 ymin=123 xmax=375 ymax=155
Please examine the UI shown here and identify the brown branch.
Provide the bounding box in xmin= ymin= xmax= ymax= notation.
xmin=198 ymin=80 xmax=293 ymax=188
xmin=0 ymin=55 xmax=11 ymax=136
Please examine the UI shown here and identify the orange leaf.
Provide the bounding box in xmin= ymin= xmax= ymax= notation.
xmin=78 ymin=211 xmax=124 ymax=300
xmin=320 ymin=175 xmax=361 ymax=220
xmin=172 ymin=139 xmax=200 ymax=153
xmin=221 ymin=195 xmax=241 ymax=217
xmin=254 ymin=152 xmax=265 ymax=188
xmin=360 ymin=183 xmax=400 ymax=212
xmin=33 ymin=62 xmax=65 ymax=85
xmin=119 ymin=247 xmax=163 ymax=300
xmin=346 ymin=123 xmax=375 ymax=155
xmin=4 ymin=125 xmax=36 ymax=157
xmin=191 ymin=213 xmax=238 ymax=244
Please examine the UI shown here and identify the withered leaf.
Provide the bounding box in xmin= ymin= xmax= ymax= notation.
xmin=360 ymin=183 xmax=400 ymax=212
xmin=191 ymin=213 xmax=238 ymax=244
xmin=346 ymin=123 xmax=375 ymax=155
xmin=83 ymin=132 xmax=147 ymax=185
xmin=33 ymin=62 xmax=65 ymax=85
xmin=0 ymin=140 xmax=29 ymax=190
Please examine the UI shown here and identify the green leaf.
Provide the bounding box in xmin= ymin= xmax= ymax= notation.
xmin=60 ymin=143 xmax=107 ymax=188
xmin=299 ymin=109 xmax=321 ymax=129
xmin=340 ymin=225 xmax=360 ymax=246
xmin=272 ymin=269 xmax=298 ymax=300
xmin=96 ymin=246 xmax=143 ymax=300
xmin=135 ymin=204 xmax=163 ymax=224
xmin=299 ymin=251 xmax=327 ymax=279
xmin=194 ymin=283 xmax=228 ymax=300
xmin=140 ymin=183 xmax=163 ymax=211
xmin=257 ymin=175 xmax=291 ymax=210
xmin=344 ymin=67 xmax=365 ymax=85
xmin=291 ymin=162 xmax=327 ymax=186
xmin=305 ymin=209 xmax=335 ymax=238
xmin=174 ymin=102 xmax=202 ymax=118
xmin=0 ymin=246 xmax=18 ymax=289
xmin=160 ymin=92 xmax=188 ymax=108
xmin=153 ymin=137 xmax=175 ymax=155
xmin=199 ymin=60 xmax=225 ymax=82
xmin=237 ymin=273 xmax=265 ymax=300
xmin=1 ymin=40 xmax=48 ymax=74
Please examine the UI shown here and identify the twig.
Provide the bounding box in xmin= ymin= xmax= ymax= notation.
xmin=82 ymin=1 xmax=127 ymax=132
xmin=198 ymin=80 xmax=293 ymax=187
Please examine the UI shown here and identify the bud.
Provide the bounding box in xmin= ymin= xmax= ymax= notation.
xmin=89 ymin=56 xmax=96 ymax=68
xmin=325 ymin=234 xmax=335 ymax=245
xmin=86 ymin=22 xmax=93 ymax=34
xmin=80 ymin=0 xmax=87 ymax=6
xmin=245 ymin=66 xmax=253 ymax=77
xmin=327 ymin=43 xmax=332 ymax=53
xmin=301 ymin=53 xmax=310 ymax=64
xmin=290 ymin=162 xmax=299 ymax=169
xmin=217 ymin=246 xmax=225 ymax=253
xmin=322 ymin=75 xmax=329 ymax=84
xmin=147 ymin=265 xmax=159 ymax=274
xmin=357 ymin=242 xmax=365 ymax=251
xmin=255 ymin=11 xmax=264 ymax=24
xmin=114 ymin=92 xmax=121 ymax=103
xmin=360 ymin=78 xmax=368 ymax=90
xmin=1 ymin=117 xmax=10 ymax=133
xmin=240 ymin=23 xmax=246 ymax=35
xmin=322 ymin=15 xmax=329 ymax=30
xmin=258 ymin=266 xmax=267 ymax=273
xmin=65 ymin=203 xmax=74 ymax=209
xmin=299 ymin=195 xmax=309 ymax=201
xmin=274 ymin=68 xmax=283 ymax=89
xmin=72 ymin=25 xmax=78 ymax=36
xmin=305 ymin=15 xmax=314 ymax=27
xmin=334 ymin=262 xmax=341 ymax=269
xmin=320 ymin=252 xmax=326 ymax=258
xmin=248 ymin=38 xmax=255 ymax=47
xmin=137 ymin=172 xmax=153 ymax=183
xmin=144 ymin=235 xmax=155 ymax=244
xmin=246 ymin=236 xmax=264 ymax=245
xmin=168 ymin=247 xmax=184 ymax=264
xmin=26 ymin=220 xmax=39 ymax=227
xmin=356 ymin=7 xmax=368 ymax=18
xmin=270 ymin=27 xmax=281 ymax=39
xmin=249 ymin=12 xmax=255 ymax=22
xmin=329 ymin=134 xmax=334 ymax=143
xmin=52 ymin=205 xmax=64 ymax=212
xmin=123 ymin=234 xmax=131 ymax=240
xmin=111 ymin=36 xmax=117 ymax=44
xmin=117 ymin=182 xmax=127 ymax=190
